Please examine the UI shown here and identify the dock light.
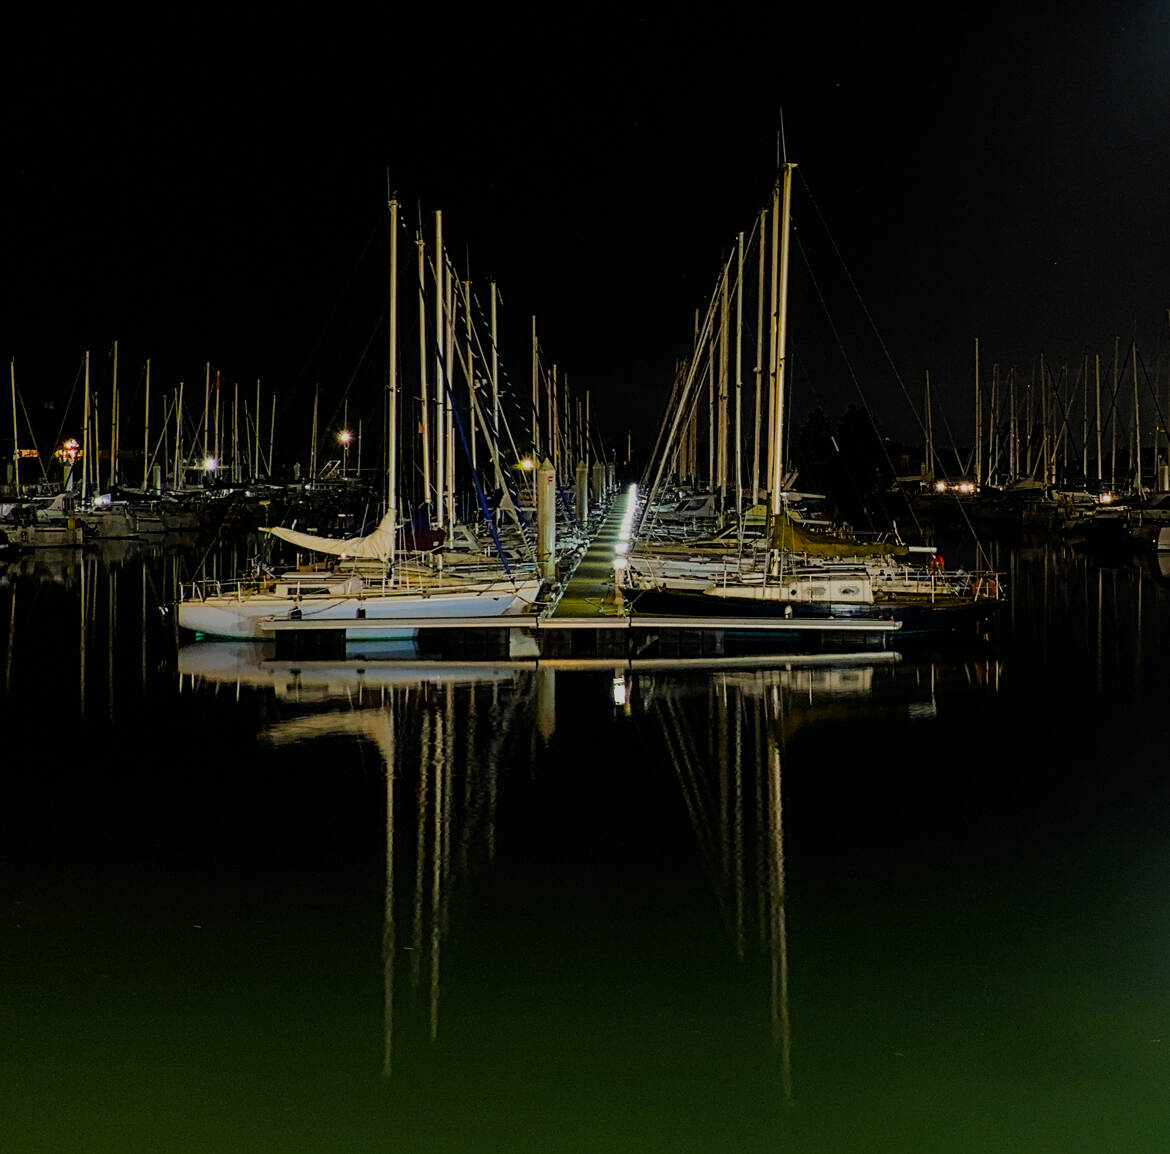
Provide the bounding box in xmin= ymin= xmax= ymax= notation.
xmin=934 ymin=480 xmax=947 ymax=493
xmin=54 ymin=438 xmax=81 ymax=465
xmin=957 ymin=481 xmax=975 ymax=494
xmin=520 ymin=458 xmax=534 ymax=471
xmin=339 ymin=430 xmax=353 ymax=446
xmin=612 ymin=674 xmax=628 ymax=706
xmin=1101 ymin=493 xmax=1113 ymax=504
xmin=204 ymin=457 xmax=218 ymax=471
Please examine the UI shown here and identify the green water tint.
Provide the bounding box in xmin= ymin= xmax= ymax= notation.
xmin=3 ymin=544 xmax=1170 ymax=1151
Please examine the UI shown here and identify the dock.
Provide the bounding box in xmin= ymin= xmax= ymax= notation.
xmin=260 ymin=491 xmax=901 ymax=660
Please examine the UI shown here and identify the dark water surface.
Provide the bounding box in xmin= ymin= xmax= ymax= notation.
xmin=3 ymin=544 xmax=1170 ymax=1152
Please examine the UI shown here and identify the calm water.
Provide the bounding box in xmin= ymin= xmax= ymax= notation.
xmin=3 ymin=542 xmax=1170 ymax=1152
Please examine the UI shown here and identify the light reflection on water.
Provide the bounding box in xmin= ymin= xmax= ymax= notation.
xmin=3 ymin=541 xmax=1170 ymax=1150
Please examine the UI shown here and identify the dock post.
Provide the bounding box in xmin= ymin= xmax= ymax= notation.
xmin=537 ymin=457 xmax=556 ymax=580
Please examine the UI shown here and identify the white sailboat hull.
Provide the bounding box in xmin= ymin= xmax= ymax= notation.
xmin=179 ymin=579 xmax=543 ymax=640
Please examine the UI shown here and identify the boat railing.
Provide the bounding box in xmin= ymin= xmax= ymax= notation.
xmin=180 ymin=576 xmax=268 ymax=602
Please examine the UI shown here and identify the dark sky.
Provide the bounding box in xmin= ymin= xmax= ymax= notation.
xmin=5 ymin=4 xmax=1170 ymax=463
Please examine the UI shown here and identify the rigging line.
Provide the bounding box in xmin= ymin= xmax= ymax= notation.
xmin=51 ymin=354 xmax=87 ymax=462
xmin=14 ymin=385 xmax=49 ymax=484
xmin=796 ymin=169 xmax=929 ymax=443
xmin=792 ymin=228 xmax=928 ymax=541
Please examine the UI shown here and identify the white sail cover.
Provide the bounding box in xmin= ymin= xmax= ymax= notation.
xmin=263 ymin=511 xmax=396 ymax=560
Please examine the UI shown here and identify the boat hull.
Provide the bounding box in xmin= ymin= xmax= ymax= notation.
xmin=179 ymin=581 xmax=543 ymax=641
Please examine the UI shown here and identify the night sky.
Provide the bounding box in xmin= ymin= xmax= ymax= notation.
xmin=5 ymin=4 xmax=1169 ymax=465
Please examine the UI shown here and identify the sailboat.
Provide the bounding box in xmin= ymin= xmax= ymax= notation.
xmin=178 ymin=195 xmax=543 ymax=641
xmin=629 ymin=159 xmax=1004 ymax=637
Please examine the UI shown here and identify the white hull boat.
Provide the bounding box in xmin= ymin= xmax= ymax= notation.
xmin=178 ymin=573 xmax=543 ymax=640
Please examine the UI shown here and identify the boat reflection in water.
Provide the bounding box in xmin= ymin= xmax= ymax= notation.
xmin=178 ymin=641 xmax=1000 ymax=1094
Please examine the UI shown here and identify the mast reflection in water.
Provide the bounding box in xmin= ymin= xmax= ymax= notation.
xmin=4 ymin=542 xmax=1170 ymax=1149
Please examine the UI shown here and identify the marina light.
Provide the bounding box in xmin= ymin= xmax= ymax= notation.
xmin=520 ymin=458 xmax=534 ymax=471
xmin=1101 ymin=493 xmax=1113 ymax=504
xmin=339 ymin=430 xmax=353 ymax=446
xmin=934 ymin=480 xmax=947 ymax=493
xmin=204 ymin=457 xmax=218 ymax=471
xmin=54 ymin=438 xmax=81 ymax=465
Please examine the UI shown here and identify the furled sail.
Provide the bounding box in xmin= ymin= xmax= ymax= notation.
xmin=263 ymin=511 xmax=396 ymax=560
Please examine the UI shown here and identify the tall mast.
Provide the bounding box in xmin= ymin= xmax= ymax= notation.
xmin=417 ymin=230 xmax=431 ymax=513
xmin=173 ymin=379 xmax=183 ymax=490
xmin=717 ymin=260 xmax=729 ymax=503
xmin=531 ymin=315 xmax=539 ymax=458
xmin=82 ymin=351 xmax=91 ymax=503
xmin=108 ymin=339 xmax=119 ymax=489
xmin=1094 ymin=353 xmax=1102 ymax=484
xmin=445 ymin=253 xmax=456 ymax=529
xmin=1111 ymin=336 xmax=1119 ymax=488
xmin=309 ymin=385 xmax=318 ymax=480
xmin=769 ymin=160 xmax=795 ymax=519
xmin=9 ymin=359 xmax=19 ymax=497
xmin=202 ymin=362 xmax=210 ymax=464
xmin=490 ymin=281 xmax=502 ymax=492
xmin=255 ymin=380 xmax=261 ymax=481
xmin=973 ymin=337 xmax=981 ymax=485
xmin=387 ymin=191 xmax=398 ymax=548
xmin=142 ymin=359 xmax=151 ymax=490
xmin=766 ymin=178 xmax=780 ymax=504
xmin=753 ymin=208 xmax=766 ymax=505
xmin=734 ymin=229 xmax=744 ymax=522
xmin=434 ymin=211 xmax=445 ymax=531
xmin=1132 ymin=338 xmax=1142 ymax=493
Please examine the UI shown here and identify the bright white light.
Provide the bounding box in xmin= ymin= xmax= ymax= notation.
xmin=612 ymin=675 xmax=628 ymax=706
xmin=204 ymin=457 xmax=218 ymax=471
xmin=934 ymin=481 xmax=947 ymax=493
xmin=339 ymin=430 xmax=353 ymax=446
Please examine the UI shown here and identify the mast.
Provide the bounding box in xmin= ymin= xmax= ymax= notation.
xmin=142 ymin=359 xmax=151 ymax=490
xmin=734 ymin=229 xmax=744 ymax=522
xmin=490 ymin=281 xmax=502 ymax=492
xmin=388 ymin=191 xmax=398 ymax=536
xmin=973 ymin=337 xmax=981 ymax=486
xmin=1094 ymin=353 xmax=1102 ymax=484
xmin=268 ymin=395 xmax=276 ymax=480
xmin=82 ymin=351 xmax=90 ymax=503
xmin=202 ymin=362 xmax=211 ymax=465
xmin=753 ymin=208 xmax=766 ymax=505
xmin=1132 ymin=338 xmax=1142 ymax=494
xmin=9 ymin=359 xmax=19 ymax=497
xmin=108 ymin=339 xmax=119 ymax=490
xmin=531 ymin=315 xmax=539 ymax=459
xmin=434 ymin=211 xmax=445 ymax=531
xmin=255 ymin=380 xmax=261 ymax=482
xmin=173 ymin=379 xmax=183 ymax=490
xmin=1111 ymin=336 xmax=1119 ymax=488
xmin=769 ymin=160 xmax=795 ymax=524
xmin=445 ymin=253 xmax=456 ymax=529
xmin=417 ymin=230 xmax=432 ymax=514
xmin=766 ymin=178 xmax=780 ymax=504
xmin=309 ymin=385 xmax=319 ymax=480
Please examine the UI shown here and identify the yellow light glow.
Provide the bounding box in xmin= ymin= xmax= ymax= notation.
xmin=339 ymin=430 xmax=353 ymax=446
xmin=520 ymin=458 xmax=534 ymax=471
xmin=934 ymin=481 xmax=947 ymax=492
